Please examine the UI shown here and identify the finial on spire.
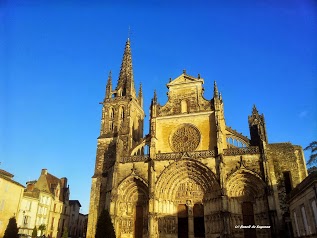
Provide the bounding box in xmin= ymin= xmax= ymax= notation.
xmin=153 ymin=90 xmax=157 ymax=103
xmin=128 ymin=26 xmax=131 ymax=40
xmin=107 ymin=70 xmax=112 ymax=84
xmin=183 ymin=69 xmax=187 ymax=75
xmin=252 ymin=104 xmax=259 ymax=114
xmin=105 ymin=70 xmax=113 ymax=99
xmin=214 ymin=81 xmax=219 ymax=98
xmin=198 ymin=73 xmax=201 ymax=79
xmin=138 ymin=83 xmax=143 ymax=96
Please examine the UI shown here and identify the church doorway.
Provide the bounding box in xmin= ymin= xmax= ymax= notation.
xmin=134 ymin=205 xmax=143 ymax=238
xmin=178 ymin=204 xmax=189 ymax=238
xmin=242 ymin=202 xmax=256 ymax=238
xmin=194 ymin=204 xmax=205 ymax=238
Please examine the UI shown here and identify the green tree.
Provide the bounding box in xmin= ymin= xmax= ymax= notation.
xmin=95 ymin=210 xmax=116 ymax=238
xmin=32 ymin=226 xmax=37 ymax=238
xmin=305 ymin=141 xmax=317 ymax=165
xmin=62 ymin=228 xmax=68 ymax=238
xmin=3 ymin=217 xmax=19 ymax=238
xmin=39 ymin=224 xmax=46 ymax=235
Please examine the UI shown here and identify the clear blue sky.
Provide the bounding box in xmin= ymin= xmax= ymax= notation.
xmin=1 ymin=1 xmax=316 ymax=214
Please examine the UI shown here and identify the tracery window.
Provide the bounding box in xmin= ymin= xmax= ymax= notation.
xmin=109 ymin=108 xmax=114 ymax=119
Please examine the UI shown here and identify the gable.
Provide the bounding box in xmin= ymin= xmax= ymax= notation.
xmin=166 ymin=73 xmax=204 ymax=89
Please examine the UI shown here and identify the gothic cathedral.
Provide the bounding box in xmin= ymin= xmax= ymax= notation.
xmin=87 ymin=39 xmax=307 ymax=238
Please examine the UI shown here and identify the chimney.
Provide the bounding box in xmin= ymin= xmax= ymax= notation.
xmin=26 ymin=181 xmax=36 ymax=191
xmin=41 ymin=169 xmax=48 ymax=175
xmin=61 ymin=177 xmax=68 ymax=188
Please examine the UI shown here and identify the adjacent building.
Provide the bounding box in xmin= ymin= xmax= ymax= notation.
xmin=289 ymin=171 xmax=317 ymax=237
xmin=69 ymin=200 xmax=88 ymax=238
xmin=87 ymin=38 xmax=308 ymax=238
xmin=17 ymin=169 xmax=70 ymax=238
xmin=0 ymin=169 xmax=24 ymax=238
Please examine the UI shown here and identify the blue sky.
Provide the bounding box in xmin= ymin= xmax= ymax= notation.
xmin=1 ymin=1 xmax=316 ymax=214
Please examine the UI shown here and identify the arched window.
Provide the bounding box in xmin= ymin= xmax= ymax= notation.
xmin=120 ymin=106 xmax=124 ymax=119
xmin=109 ymin=108 xmax=114 ymax=119
xmin=181 ymin=100 xmax=188 ymax=113
xmin=109 ymin=121 xmax=114 ymax=131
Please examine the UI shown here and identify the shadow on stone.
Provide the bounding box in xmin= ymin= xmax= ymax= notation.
xmin=95 ymin=209 xmax=116 ymax=238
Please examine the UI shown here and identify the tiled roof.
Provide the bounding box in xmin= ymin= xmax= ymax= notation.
xmin=46 ymin=173 xmax=61 ymax=194
xmin=69 ymin=200 xmax=82 ymax=207
xmin=0 ymin=169 xmax=14 ymax=178
xmin=0 ymin=173 xmax=25 ymax=188
xmin=289 ymin=171 xmax=317 ymax=201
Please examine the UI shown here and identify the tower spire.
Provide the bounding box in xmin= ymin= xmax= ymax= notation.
xmin=116 ymin=38 xmax=136 ymax=97
xmin=214 ymin=81 xmax=219 ymax=98
xmin=105 ymin=70 xmax=112 ymax=99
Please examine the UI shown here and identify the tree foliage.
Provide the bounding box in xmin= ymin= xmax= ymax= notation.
xmin=32 ymin=227 xmax=37 ymax=238
xmin=62 ymin=228 xmax=68 ymax=238
xmin=39 ymin=224 xmax=46 ymax=235
xmin=95 ymin=209 xmax=116 ymax=238
xmin=305 ymin=141 xmax=317 ymax=165
xmin=3 ymin=217 xmax=19 ymax=238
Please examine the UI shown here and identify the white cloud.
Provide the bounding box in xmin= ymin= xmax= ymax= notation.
xmin=299 ymin=110 xmax=308 ymax=118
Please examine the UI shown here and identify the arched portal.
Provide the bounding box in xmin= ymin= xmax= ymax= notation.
xmin=155 ymin=159 xmax=221 ymax=238
xmin=226 ymin=169 xmax=268 ymax=238
xmin=116 ymin=176 xmax=148 ymax=238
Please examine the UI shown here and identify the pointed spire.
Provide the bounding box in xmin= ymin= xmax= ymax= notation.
xmin=138 ymin=83 xmax=143 ymax=107
xmin=153 ymin=90 xmax=157 ymax=103
xmin=116 ymin=38 xmax=136 ymax=97
xmin=107 ymin=70 xmax=112 ymax=85
xmin=214 ymin=81 xmax=219 ymax=98
xmin=138 ymin=83 xmax=143 ymax=97
xmin=105 ymin=70 xmax=112 ymax=99
xmin=252 ymin=104 xmax=259 ymax=115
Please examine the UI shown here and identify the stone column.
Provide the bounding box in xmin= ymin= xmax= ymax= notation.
xmin=148 ymin=211 xmax=157 ymax=238
xmin=187 ymin=201 xmax=194 ymax=238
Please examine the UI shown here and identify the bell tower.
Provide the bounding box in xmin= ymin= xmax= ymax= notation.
xmin=248 ymin=105 xmax=268 ymax=146
xmin=87 ymin=38 xmax=144 ymax=238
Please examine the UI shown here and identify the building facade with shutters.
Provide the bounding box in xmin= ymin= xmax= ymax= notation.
xmin=87 ymin=39 xmax=308 ymax=238
xmin=17 ymin=169 xmax=70 ymax=238
xmin=289 ymin=171 xmax=317 ymax=237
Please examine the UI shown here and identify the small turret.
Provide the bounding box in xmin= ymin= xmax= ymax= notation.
xmin=105 ymin=71 xmax=112 ymax=100
xmin=214 ymin=81 xmax=219 ymax=99
xmin=138 ymin=83 xmax=143 ymax=107
xmin=248 ymin=105 xmax=268 ymax=146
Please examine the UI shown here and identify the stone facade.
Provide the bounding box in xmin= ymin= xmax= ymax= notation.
xmin=0 ymin=169 xmax=24 ymax=238
xmin=87 ymin=39 xmax=308 ymax=238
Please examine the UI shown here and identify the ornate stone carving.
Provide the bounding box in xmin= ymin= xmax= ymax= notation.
xmin=176 ymin=181 xmax=204 ymax=201
xmin=223 ymin=146 xmax=259 ymax=155
xmin=120 ymin=218 xmax=133 ymax=234
xmin=120 ymin=155 xmax=149 ymax=163
xmin=158 ymin=217 xmax=177 ymax=234
xmin=156 ymin=150 xmax=215 ymax=161
xmin=170 ymin=124 xmax=201 ymax=152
